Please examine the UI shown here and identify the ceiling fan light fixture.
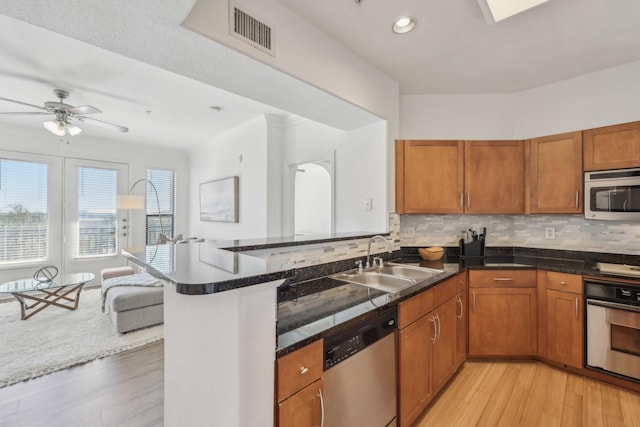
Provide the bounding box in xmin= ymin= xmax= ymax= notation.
xmin=44 ymin=120 xmax=67 ymax=137
xmin=392 ymin=16 xmax=416 ymax=34
xmin=66 ymin=122 xmax=82 ymax=136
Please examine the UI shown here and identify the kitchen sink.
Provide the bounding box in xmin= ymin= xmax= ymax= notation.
xmin=331 ymin=263 xmax=444 ymax=293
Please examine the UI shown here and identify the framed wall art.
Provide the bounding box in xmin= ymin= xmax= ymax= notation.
xmin=200 ymin=176 xmax=239 ymax=222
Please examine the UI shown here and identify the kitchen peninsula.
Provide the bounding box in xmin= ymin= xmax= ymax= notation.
xmin=122 ymin=232 xmax=393 ymax=427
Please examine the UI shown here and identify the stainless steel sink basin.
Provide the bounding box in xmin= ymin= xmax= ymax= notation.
xmin=378 ymin=263 xmax=444 ymax=280
xmin=331 ymin=271 xmax=416 ymax=292
xmin=331 ymin=263 xmax=444 ymax=293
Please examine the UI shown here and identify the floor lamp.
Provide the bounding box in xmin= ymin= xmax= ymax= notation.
xmin=117 ymin=178 xmax=165 ymax=247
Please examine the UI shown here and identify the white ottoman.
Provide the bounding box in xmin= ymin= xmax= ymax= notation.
xmin=101 ymin=267 xmax=164 ymax=333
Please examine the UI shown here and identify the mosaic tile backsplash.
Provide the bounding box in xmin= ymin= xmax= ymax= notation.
xmin=399 ymin=214 xmax=640 ymax=255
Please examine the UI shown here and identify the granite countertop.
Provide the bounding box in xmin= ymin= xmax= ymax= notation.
xmin=121 ymin=231 xmax=387 ymax=295
xmin=276 ymin=248 xmax=640 ymax=356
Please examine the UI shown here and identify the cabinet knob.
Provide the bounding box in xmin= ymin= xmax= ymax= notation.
xmin=300 ymin=366 xmax=309 ymax=375
xmin=560 ymin=281 xmax=567 ymax=286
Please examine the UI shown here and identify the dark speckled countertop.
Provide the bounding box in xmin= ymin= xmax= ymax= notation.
xmin=276 ymin=247 xmax=640 ymax=356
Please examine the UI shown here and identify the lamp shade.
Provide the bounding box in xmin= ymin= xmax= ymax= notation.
xmin=117 ymin=194 xmax=145 ymax=210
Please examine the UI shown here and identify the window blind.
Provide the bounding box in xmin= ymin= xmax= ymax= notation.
xmin=0 ymin=158 xmax=48 ymax=264
xmin=77 ymin=166 xmax=117 ymax=257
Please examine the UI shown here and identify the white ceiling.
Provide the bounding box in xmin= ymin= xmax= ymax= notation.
xmin=1 ymin=0 xmax=639 ymax=149
xmin=0 ymin=14 xmax=290 ymax=150
xmin=279 ymin=0 xmax=640 ymax=94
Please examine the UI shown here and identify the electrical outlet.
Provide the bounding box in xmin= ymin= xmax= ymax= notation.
xmin=400 ymin=226 xmax=415 ymax=238
xmin=544 ymin=227 xmax=556 ymax=240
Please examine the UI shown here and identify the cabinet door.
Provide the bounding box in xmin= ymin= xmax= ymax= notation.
xmin=278 ymin=379 xmax=324 ymax=427
xmin=468 ymin=287 xmax=537 ymax=356
xmin=529 ymin=131 xmax=583 ymax=213
xmin=398 ymin=315 xmax=435 ymax=427
xmin=433 ymin=297 xmax=458 ymax=393
xmin=455 ymin=290 xmax=467 ymax=368
xmin=396 ymin=140 xmax=464 ymax=213
xmin=546 ymin=290 xmax=583 ymax=369
xmin=583 ymin=121 xmax=640 ymax=171
xmin=464 ymin=140 xmax=525 ymax=213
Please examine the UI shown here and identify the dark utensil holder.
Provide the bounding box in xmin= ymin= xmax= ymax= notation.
xmin=459 ymin=238 xmax=486 ymax=258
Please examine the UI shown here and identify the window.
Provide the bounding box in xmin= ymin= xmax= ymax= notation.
xmin=0 ymin=158 xmax=48 ymax=264
xmin=146 ymin=169 xmax=175 ymax=244
xmin=77 ymin=167 xmax=118 ymax=257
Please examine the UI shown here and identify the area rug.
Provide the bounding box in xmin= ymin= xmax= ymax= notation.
xmin=0 ymin=287 xmax=163 ymax=388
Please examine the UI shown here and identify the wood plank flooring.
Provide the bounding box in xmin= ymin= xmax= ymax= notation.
xmin=1 ymin=345 xmax=639 ymax=427
xmin=415 ymin=361 xmax=640 ymax=427
xmin=0 ymin=341 xmax=163 ymax=427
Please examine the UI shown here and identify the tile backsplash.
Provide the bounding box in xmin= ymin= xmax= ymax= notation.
xmin=399 ymin=214 xmax=640 ymax=255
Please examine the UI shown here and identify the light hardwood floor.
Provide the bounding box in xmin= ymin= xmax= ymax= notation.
xmin=0 ymin=341 xmax=163 ymax=427
xmin=416 ymin=361 xmax=640 ymax=427
xmin=2 ymin=345 xmax=639 ymax=427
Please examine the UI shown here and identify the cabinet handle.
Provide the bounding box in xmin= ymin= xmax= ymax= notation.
xmin=300 ymin=366 xmax=309 ymax=375
xmin=467 ymin=193 xmax=471 ymax=210
xmin=317 ymin=388 xmax=325 ymax=427
xmin=436 ymin=314 xmax=441 ymax=339
xmin=492 ymin=277 xmax=514 ymax=282
xmin=457 ymin=297 xmax=464 ymax=320
xmin=472 ymin=292 xmax=476 ymax=311
xmin=430 ymin=316 xmax=437 ymax=342
xmin=576 ymin=190 xmax=579 ymax=210
xmin=575 ymin=298 xmax=579 ymax=320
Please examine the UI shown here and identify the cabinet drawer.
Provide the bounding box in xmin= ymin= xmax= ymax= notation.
xmin=277 ymin=339 xmax=323 ymax=402
xmin=469 ymin=270 xmax=536 ymax=288
xmin=546 ymin=271 xmax=582 ymax=294
xmin=434 ymin=276 xmax=457 ymax=308
xmin=399 ymin=288 xmax=434 ymax=329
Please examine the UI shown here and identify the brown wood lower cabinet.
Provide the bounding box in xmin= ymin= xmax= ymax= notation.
xmin=276 ymin=340 xmax=323 ymax=427
xmin=399 ymin=314 xmax=434 ymax=427
xmin=398 ymin=273 xmax=465 ymax=427
xmin=455 ymin=289 xmax=467 ymax=368
xmin=468 ymin=287 xmax=537 ymax=356
xmin=277 ymin=379 xmax=324 ymax=427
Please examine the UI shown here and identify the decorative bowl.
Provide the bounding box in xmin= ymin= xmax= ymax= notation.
xmin=418 ymin=246 xmax=444 ymax=261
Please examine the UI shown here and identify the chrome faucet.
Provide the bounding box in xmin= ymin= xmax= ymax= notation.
xmin=366 ymin=235 xmax=393 ymax=268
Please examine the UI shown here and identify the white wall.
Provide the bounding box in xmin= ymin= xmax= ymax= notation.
xmin=400 ymin=60 xmax=640 ymax=140
xmin=401 ymin=94 xmax=516 ymax=140
xmin=188 ymin=118 xmax=268 ymax=240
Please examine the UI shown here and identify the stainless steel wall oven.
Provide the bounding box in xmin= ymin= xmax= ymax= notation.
xmin=585 ymin=278 xmax=640 ymax=382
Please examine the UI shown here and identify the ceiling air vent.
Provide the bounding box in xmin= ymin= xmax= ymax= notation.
xmin=229 ymin=3 xmax=274 ymax=56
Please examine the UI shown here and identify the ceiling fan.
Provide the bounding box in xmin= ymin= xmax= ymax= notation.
xmin=0 ymin=88 xmax=129 ymax=136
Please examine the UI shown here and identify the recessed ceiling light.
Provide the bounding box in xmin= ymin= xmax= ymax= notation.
xmin=392 ymin=17 xmax=416 ymax=34
xmin=477 ymin=0 xmax=552 ymax=25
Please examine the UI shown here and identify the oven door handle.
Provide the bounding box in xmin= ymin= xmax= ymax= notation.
xmin=587 ymin=299 xmax=640 ymax=314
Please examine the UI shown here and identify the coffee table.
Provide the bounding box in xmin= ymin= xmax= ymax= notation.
xmin=0 ymin=272 xmax=95 ymax=320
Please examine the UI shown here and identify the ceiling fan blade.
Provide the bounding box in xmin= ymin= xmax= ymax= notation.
xmin=0 ymin=111 xmax=52 ymax=115
xmin=68 ymin=105 xmax=102 ymax=115
xmin=0 ymin=96 xmax=47 ymax=111
xmin=77 ymin=116 xmax=129 ymax=133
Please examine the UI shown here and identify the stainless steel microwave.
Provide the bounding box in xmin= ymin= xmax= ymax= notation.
xmin=585 ymin=168 xmax=640 ymax=220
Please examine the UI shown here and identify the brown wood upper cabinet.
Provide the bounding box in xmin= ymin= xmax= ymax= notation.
xmin=465 ymin=140 xmax=525 ymax=214
xmin=528 ymin=131 xmax=583 ymax=214
xmin=395 ymin=140 xmax=524 ymax=214
xmin=583 ymin=121 xmax=640 ymax=171
xmin=395 ymin=140 xmax=464 ymax=213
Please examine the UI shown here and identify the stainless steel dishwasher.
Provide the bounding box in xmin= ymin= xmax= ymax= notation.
xmin=323 ymin=307 xmax=397 ymax=427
